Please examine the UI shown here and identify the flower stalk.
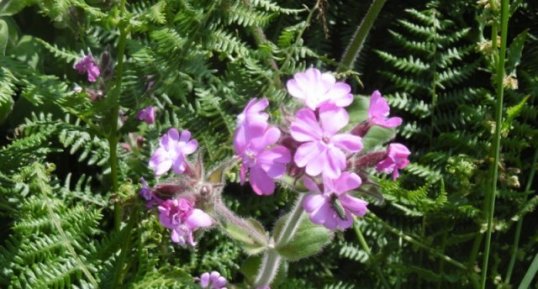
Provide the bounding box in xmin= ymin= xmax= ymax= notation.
xmin=480 ymin=0 xmax=509 ymax=287
xmin=254 ymin=194 xmax=305 ymax=288
xmin=109 ymin=0 xmax=128 ymax=231
xmin=337 ymin=0 xmax=387 ymax=72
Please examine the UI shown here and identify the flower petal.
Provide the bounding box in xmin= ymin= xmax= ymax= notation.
xmin=183 ymin=140 xmax=198 ymax=155
xmin=324 ymin=146 xmax=346 ymax=179
xmin=327 ymin=82 xmax=353 ymax=107
xmin=185 ymin=209 xmax=213 ymax=228
xmin=149 ymin=148 xmax=172 ymax=176
xmin=303 ymin=193 xmax=327 ymax=213
xmin=294 ymin=141 xmax=323 ymax=168
xmin=331 ymin=172 xmax=362 ymax=194
xmin=332 ymin=133 xmax=363 ymax=153
xmin=319 ymin=104 xmax=349 ymax=136
xmin=340 ymin=194 xmax=368 ymax=217
xmin=368 ymin=90 xmax=390 ymax=119
xmin=249 ymin=166 xmax=276 ymax=195
xmin=290 ymin=108 xmax=322 ymax=142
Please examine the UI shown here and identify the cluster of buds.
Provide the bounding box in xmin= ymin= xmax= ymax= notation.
xmin=232 ymin=68 xmax=410 ymax=230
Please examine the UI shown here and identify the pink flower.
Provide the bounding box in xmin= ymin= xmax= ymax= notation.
xmin=74 ymin=55 xmax=101 ymax=82
xmin=376 ymin=143 xmax=411 ymax=180
xmin=149 ymin=128 xmax=198 ymax=176
xmin=286 ymin=68 xmax=353 ymax=110
xmin=290 ymin=104 xmax=363 ymax=179
xmin=368 ymin=90 xmax=402 ymax=128
xmin=158 ymin=198 xmax=212 ymax=246
xmin=303 ymin=172 xmax=368 ymax=230
xmin=137 ymin=106 xmax=156 ymax=124
xmin=234 ymin=99 xmax=291 ymax=196
xmin=199 ymin=271 xmax=227 ymax=289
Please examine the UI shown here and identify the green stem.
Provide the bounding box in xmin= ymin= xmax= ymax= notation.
xmin=109 ymin=0 xmax=128 ymax=231
xmin=505 ymin=150 xmax=538 ymax=284
xmin=353 ymin=219 xmax=391 ymax=289
xmin=337 ymin=0 xmax=387 ymax=73
xmin=480 ymin=0 xmax=509 ymax=287
xmin=254 ymin=194 xmax=305 ymax=287
xmin=368 ymin=214 xmax=467 ymax=270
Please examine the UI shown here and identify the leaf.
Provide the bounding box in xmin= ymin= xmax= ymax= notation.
xmin=518 ymin=253 xmax=538 ymax=289
xmin=506 ymin=30 xmax=528 ymax=74
xmin=347 ymin=95 xmax=370 ymax=124
xmin=0 ymin=0 xmax=32 ymax=17
xmin=275 ymin=214 xmax=333 ymax=261
xmin=502 ymin=95 xmax=529 ymax=134
xmin=361 ymin=126 xmax=396 ymax=152
xmin=222 ymin=218 xmax=268 ymax=255
xmin=0 ymin=19 xmax=8 ymax=56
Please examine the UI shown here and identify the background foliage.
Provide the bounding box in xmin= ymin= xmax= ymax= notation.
xmin=0 ymin=0 xmax=537 ymax=288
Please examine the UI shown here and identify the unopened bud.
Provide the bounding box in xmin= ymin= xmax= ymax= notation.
xmin=350 ymin=122 xmax=371 ymax=137
xmin=352 ymin=151 xmax=387 ymax=169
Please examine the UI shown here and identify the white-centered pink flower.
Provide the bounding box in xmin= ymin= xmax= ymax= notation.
xmin=158 ymin=198 xmax=212 ymax=246
xmin=303 ymin=172 xmax=368 ymax=230
xmin=149 ymin=128 xmax=198 ymax=176
xmin=234 ymin=98 xmax=291 ymax=195
xmin=290 ymin=104 xmax=363 ymax=179
xmin=368 ymin=90 xmax=402 ymax=128
xmin=376 ymin=143 xmax=411 ymax=180
xmin=286 ymin=68 xmax=353 ymax=110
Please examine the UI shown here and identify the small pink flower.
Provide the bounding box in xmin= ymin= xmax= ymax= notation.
xmin=303 ymin=172 xmax=368 ymax=230
xmin=234 ymin=99 xmax=291 ymax=196
xmin=158 ymin=198 xmax=212 ymax=246
xmin=199 ymin=271 xmax=227 ymax=289
xmin=74 ymin=55 xmax=101 ymax=82
xmin=138 ymin=106 xmax=156 ymax=124
xmin=376 ymin=143 xmax=410 ymax=180
xmin=149 ymin=128 xmax=198 ymax=176
xmin=286 ymin=68 xmax=353 ymax=110
xmin=368 ymin=90 xmax=402 ymax=128
xmin=290 ymin=104 xmax=363 ymax=179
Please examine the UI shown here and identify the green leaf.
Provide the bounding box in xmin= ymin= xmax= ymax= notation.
xmin=222 ymin=218 xmax=268 ymax=255
xmin=347 ymin=95 xmax=370 ymax=124
xmin=0 ymin=19 xmax=8 ymax=56
xmin=518 ymin=253 xmax=538 ymax=289
xmin=275 ymin=214 xmax=333 ymax=261
xmin=506 ymin=30 xmax=528 ymax=74
xmin=361 ymin=126 xmax=396 ymax=152
xmin=0 ymin=0 xmax=33 ymax=17
xmin=502 ymin=95 xmax=529 ymax=134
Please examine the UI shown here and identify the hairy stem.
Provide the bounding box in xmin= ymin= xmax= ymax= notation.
xmin=109 ymin=0 xmax=128 ymax=231
xmin=254 ymin=194 xmax=305 ymax=287
xmin=505 ymin=150 xmax=538 ymax=283
xmin=337 ymin=0 xmax=387 ymax=72
xmin=353 ymin=219 xmax=391 ymax=289
xmin=213 ymin=198 xmax=268 ymax=246
xmin=480 ymin=0 xmax=509 ymax=287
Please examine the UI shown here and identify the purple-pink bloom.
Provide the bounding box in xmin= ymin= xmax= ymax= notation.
xmin=158 ymin=198 xmax=212 ymax=246
xmin=376 ymin=143 xmax=411 ymax=180
xmin=234 ymin=99 xmax=291 ymax=196
xmin=199 ymin=271 xmax=227 ymax=289
xmin=139 ymin=178 xmax=162 ymax=208
xmin=290 ymin=104 xmax=363 ymax=179
xmin=286 ymin=68 xmax=353 ymax=110
xmin=149 ymin=128 xmax=198 ymax=176
xmin=303 ymin=172 xmax=368 ymax=230
xmin=368 ymin=90 xmax=402 ymax=128
xmin=74 ymin=55 xmax=101 ymax=82
xmin=138 ymin=106 xmax=156 ymax=124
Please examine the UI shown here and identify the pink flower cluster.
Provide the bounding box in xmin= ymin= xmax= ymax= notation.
xmin=198 ymin=271 xmax=228 ymax=289
xmin=142 ymin=128 xmax=213 ymax=246
xmin=233 ymin=68 xmax=411 ymax=230
xmin=74 ymin=55 xmax=101 ymax=83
